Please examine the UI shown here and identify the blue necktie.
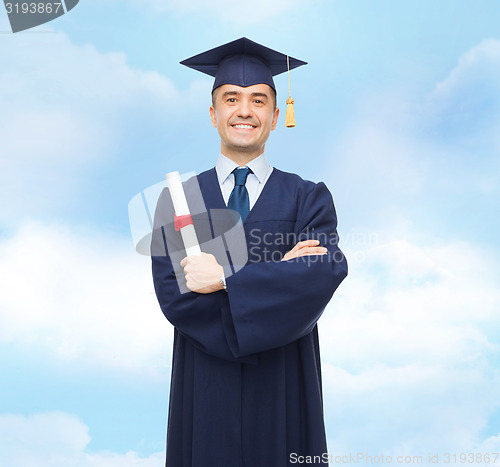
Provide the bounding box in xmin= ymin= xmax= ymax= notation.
xmin=227 ymin=167 xmax=252 ymax=222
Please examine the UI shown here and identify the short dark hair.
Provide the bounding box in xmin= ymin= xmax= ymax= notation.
xmin=211 ymin=86 xmax=277 ymax=110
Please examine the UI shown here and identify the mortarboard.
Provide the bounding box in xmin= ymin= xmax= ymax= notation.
xmin=180 ymin=37 xmax=307 ymax=127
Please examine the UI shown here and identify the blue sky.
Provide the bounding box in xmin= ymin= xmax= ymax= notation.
xmin=1 ymin=1 xmax=500 ymax=465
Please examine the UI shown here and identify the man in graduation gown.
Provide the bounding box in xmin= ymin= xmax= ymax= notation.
xmin=151 ymin=38 xmax=348 ymax=467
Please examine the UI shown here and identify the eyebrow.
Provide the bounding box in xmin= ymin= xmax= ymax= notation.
xmin=250 ymin=92 xmax=269 ymax=100
xmin=221 ymin=90 xmax=269 ymax=100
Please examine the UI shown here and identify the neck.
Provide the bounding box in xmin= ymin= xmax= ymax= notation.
xmin=220 ymin=146 xmax=264 ymax=167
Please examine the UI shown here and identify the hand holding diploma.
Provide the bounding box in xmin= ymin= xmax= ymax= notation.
xmin=180 ymin=253 xmax=224 ymax=294
xmin=166 ymin=171 xmax=224 ymax=293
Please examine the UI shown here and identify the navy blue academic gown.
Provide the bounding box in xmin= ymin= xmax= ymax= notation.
xmin=151 ymin=167 xmax=348 ymax=467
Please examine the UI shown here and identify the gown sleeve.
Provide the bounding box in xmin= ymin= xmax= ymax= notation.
xmin=151 ymin=181 xmax=347 ymax=361
xmin=223 ymin=181 xmax=348 ymax=357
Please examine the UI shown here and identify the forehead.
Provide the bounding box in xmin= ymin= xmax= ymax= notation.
xmin=215 ymin=83 xmax=274 ymax=99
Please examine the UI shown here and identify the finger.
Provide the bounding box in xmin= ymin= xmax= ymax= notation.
xmin=301 ymin=246 xmax=328 ymax=255
xmin=295 ymin=239 xmax=321 ymax=250
xmin=288 ymin=241 xmax=312 ymax=255
xmin=299 ymin=251 xmax=328 ymax=256
xmin=182 ymin=255 xmax=201 ymax=268
xmin=295 ymin=246 xmax=327 ymax=255
xmin=287 ymin=248 xmax=328 ymax=260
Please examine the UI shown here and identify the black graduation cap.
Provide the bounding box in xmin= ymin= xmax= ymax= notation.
xmin=180 ymin=37 xmax=307 ymax=93
xmin=180 ymin=37 xmax=307 ymax=127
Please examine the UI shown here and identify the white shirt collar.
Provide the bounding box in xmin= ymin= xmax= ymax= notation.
xmin=216 ymin=153 xmax=271 ymax=185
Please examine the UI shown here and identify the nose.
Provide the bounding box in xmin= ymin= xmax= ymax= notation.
xmin=237 ymin=99 xmax=253 ymax=118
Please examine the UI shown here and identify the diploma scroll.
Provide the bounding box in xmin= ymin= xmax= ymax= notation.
xmin=166 ymin=171 xmax=202 ymax=256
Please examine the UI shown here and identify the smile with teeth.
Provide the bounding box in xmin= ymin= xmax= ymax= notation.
xmin=232 ymin=124 xmax=256 ymax=129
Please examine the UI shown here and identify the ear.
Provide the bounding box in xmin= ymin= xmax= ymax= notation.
xmin=209 ymin=105 xmax=218 ymax=128
xmin=271 ymin=107 xmax=280 ymax=131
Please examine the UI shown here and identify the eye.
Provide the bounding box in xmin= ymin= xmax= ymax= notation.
xmin=227 ymin=98 xmax=237 ymax=103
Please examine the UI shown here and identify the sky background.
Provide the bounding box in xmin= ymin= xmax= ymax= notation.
xmin=1 ymin=1 xmax=500 ymax=465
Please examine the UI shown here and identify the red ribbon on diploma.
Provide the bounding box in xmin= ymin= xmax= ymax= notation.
xmin=174 ymin=214 xmax=194 ymax=231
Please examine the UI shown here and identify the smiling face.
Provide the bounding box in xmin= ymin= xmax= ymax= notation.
xmin=209 ymin=83 xmax=279 ymax=165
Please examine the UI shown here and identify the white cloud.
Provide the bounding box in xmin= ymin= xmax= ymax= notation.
xmin=4 ymin=223 xmax=497 ymax=461
xmin=0 ymin=28 xmax=179 ymax=113
xmin=478 ymin=433 xmax=500 ymax=461
xmin=425 ymin=38 xmax=500 ymax=167
xmin=316 ymin=37 xmax=500 ymax=461
xmin=319 ymin=238 xmax=500 ymax=456
xmin=431 ymin=39 xmax=500 ymax=114
xmin=0 ymin=28 xmax=204 ymax=225
xmin=333 ymin=113 xmax=430 ymax=196
xmin=2 ymin=212 xmax=499 ymax=463
xmin=0 ymin=221 xmax=172 ymax=374
xmin=1 ymin=33 xmax=499 ymax=462
xmin=0 ymin=412 xmax=163 ymax=467
xmin=328 ymin=38 xmax=500 ymax=229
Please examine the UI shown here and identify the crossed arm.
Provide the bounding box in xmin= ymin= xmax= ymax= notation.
xmin=152 ymin=181 xmax=347 ymax=360
xmin=180 ymin=239 xmax=328 ymax=294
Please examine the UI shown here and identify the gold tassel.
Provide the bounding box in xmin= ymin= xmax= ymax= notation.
xmin=285 ymin=97 xmax=295 ymax=128
xmin=285 ymin=55 xmax=296 ymax=128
